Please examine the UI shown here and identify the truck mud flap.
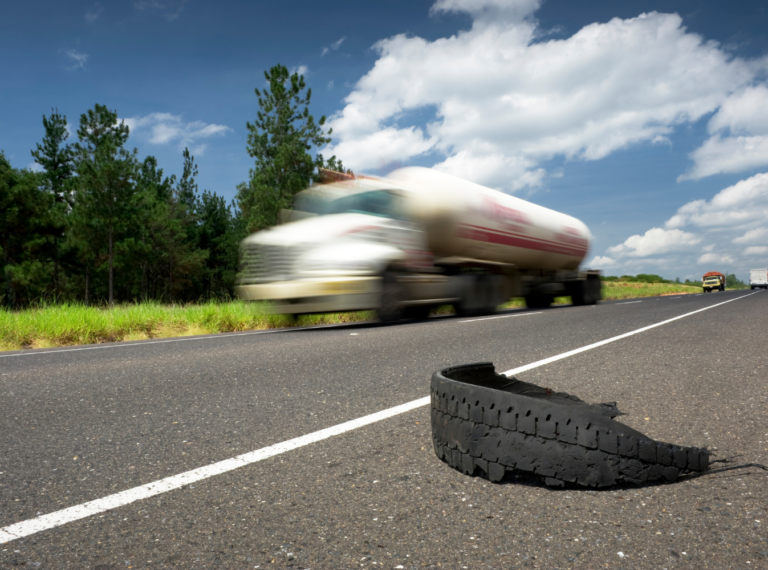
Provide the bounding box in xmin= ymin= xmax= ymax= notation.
xmin=430 ymin=362 xmax=709 ymax=488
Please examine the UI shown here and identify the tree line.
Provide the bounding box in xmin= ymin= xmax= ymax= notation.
xmin=602 ymin=273 xmax=747 ymax=288
xmin=1 ymin=64 xmax=347 ymax=308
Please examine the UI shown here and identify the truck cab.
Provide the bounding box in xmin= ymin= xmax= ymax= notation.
xmin=702 ymin=273 xmax=725 ymax=293
xmin=236 ymin=179 xmax=446 ymax=320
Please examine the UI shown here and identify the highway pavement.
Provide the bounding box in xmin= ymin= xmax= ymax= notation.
xmin=1 ymin=289 xmax=767 ymax=569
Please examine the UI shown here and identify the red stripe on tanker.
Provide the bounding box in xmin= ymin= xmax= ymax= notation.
xmin=388 ymin=167 xmax=592 ymax=271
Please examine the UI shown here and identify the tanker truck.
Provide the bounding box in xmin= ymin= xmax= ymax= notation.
xmin=236 ymin=167 xmax=601 ymax=321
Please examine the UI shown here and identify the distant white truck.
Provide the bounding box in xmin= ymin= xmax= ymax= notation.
xmin=750 ymin=268 xmax=768 ymax=290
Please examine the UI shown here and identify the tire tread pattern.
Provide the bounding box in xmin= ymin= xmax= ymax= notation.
xmin=430 ymin=363 xmax=709 ymax=487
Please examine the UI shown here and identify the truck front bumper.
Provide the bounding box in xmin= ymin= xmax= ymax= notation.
xmin=236 ymin=276 xmax=381 ymax=314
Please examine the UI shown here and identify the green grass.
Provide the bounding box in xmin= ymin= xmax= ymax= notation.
xmin=0 ymin=300 xmax=376 ymax=351
xmin=0 ymin=280 xmax=702 ymax=351
xmin=600 ymin=281 xmax=701 ymax=300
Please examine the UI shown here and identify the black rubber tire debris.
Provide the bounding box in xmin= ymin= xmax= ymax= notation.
xmin=430 ymin=362 xmax=710 ymax=487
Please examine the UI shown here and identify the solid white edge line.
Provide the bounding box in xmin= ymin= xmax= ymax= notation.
xmin=459 ymin=311 xmax=541 ymax=323
xmin=0 ymin=290 xmax=758 ymax=544
xmin=617 ymin=301 xmax=642 ymax=305
xmin=501 ymin=291 xmax=757 ymax=376
xmin=0 ymin=323 xmax=344 ymax=359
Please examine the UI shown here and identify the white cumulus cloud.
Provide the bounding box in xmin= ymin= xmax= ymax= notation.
xmin=698 ymin=253 xmax=734 ymax=265
xmin=324 ymin=0 xmax=755 ymax=191
xmin=607 ymin=228 xmax=701 ymax=258
xmin=665 ymin=172 xmax=768 ymax=229
xmin=597 ymin=171 xmax=768 ymax=276
xmin=733 ymin=227 xmax=768 ymax=244
xmin=681 ymin=86 xmax=768 ymax=180
xmin=123 ymin=113 xmax=231 ymax=154
xmin=590 ymin=255 xmax=617 ymax=267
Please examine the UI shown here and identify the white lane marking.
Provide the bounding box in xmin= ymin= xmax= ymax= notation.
xmin=617 ymin=301 xmax=642 ymax=305
xmin=0 ymin=397 xmax=429 ymax=544
xmin=459 ymin=311 xmax=541 ymax=323
xmin=501 ymin=291 xmax=757 ymax=376
xmin=0 ymin=290 xmax=757 ymax=544
xmin=0 ymin=323 xmax=350 ymax=359
xmin=670 ymin=297 xmax=681 ymax=299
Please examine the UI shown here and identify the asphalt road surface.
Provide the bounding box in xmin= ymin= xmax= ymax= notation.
xmin=1 ymin=290 xmax=767 ymax=569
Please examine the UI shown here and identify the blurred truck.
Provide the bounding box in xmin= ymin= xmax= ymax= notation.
xmin=236 ymin=167 xmax=601 ymax=321
xmin=750 ymin=268 xmax=768 ymax=289
xmin=702 ymin=271 xmax=725 ymax=293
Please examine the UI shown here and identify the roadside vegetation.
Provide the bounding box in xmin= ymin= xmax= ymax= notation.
xmin=1 ymin=277 xmax=725 ymax=351
xmin=1 ymin=65 xmax=345 ymax=310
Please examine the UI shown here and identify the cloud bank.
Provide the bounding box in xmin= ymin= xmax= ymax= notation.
xmin=324 ymin=0 xmax=757 ymax=191
xmin=595 ymin=171 xmax=768 ymax=276
xmin=680 ymin=86 xmax=768 ymax=180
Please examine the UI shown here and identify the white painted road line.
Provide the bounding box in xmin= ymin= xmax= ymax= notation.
xmin=501 ymin=291 xmax=757 ymax=377
xmin=0 ymin=397 xmax=429 ymax=544
xmin=0 ymin=321 xmax=364 ymax=359
xmin=459 ymin=311 xmax=541 ymax=323
xmin=617 ymin=301 xmax=642 ymax=305
xmin=0 ymin=291 xmax=758 ymax=544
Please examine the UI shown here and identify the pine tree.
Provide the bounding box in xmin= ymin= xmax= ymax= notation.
xmin=73 ymin=104 xmax=138 ymax=307
xmin=236 ymin=64 xmax=344 ymax=232
xmin=165 ymin=148 xmax=207 ymax=302
xmin=30 ymin=109 xmax=76 ymax=296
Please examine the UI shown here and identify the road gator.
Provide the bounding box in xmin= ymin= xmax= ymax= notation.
xmin=236 ymin=167 xmax=601 ymax=321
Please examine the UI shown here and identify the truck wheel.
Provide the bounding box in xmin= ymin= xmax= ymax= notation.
xmin=430 ymin=362 xmax=710 ymax=487
xmin=525 ymin=293 xmax=552 ymax=309
xmin=405 ymin=304 xmax=432 ymax=320
xmin=587 ymin=278 xmax=601 ymax=304
xmin=377 ymin=272 xmax=406 ymax=322
xmin=478 ymin=275 xmax=500 ymax=315
xmin=569 ymin=281 xmax=587 ymax=306
xmin=454 ymin=275 xmax=484 ymax=318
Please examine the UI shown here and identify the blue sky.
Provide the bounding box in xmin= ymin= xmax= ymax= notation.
xmin=2 ymin=0 xmax=768 ymax=281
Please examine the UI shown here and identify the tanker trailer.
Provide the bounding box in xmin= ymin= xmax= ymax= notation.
xmin=236 ymin=167 xmax=600 ymax=321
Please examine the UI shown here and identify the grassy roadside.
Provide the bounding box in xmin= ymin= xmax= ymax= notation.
xmin=0 ymin=281 xmax=703 ymax=351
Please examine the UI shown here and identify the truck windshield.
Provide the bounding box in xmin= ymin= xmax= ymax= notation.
xmin=293 ymin=188 xmax=407 ymax=220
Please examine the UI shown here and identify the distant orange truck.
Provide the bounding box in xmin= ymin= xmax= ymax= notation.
xmin=702 ymin=271 xmax=725 ymax=293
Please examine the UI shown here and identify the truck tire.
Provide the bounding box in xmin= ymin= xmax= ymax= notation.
xmin=525 ymin=293 xmax=552 ymax=309
xmin=405 ymin=304 xmax=432 ymax=320
xmin=569 ymin=278 xmax=600 ymax=306
xmin=454 ymin=275 xmax=492 ymax=317
xmin=568 ymin=280 xmax=587 ymax=306
xmin=377 ymin=272 xmax=406 ymax=322
xmin=430 ymin=362 xmax=710 ymax=487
